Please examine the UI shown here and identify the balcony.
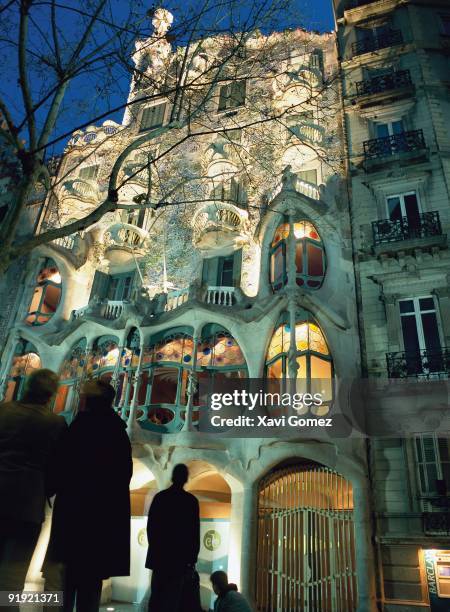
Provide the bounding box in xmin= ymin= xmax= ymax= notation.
xmin=386 ymin=348 xmax=450 ymax=379
xmin=192 ymin=202 xmax=249 ymax=255
xmin=352 ymin=30 xmax=403 ymax=57
xmin=204 ymin=286 xmax=236 ymax=306
xmin=103 ymin=223 xmax=149 ymax=264
xmin=62 ymin=178 xmax=99 ymax=203
xmin=164 ymin=288 xmax=189 ymax=312
xmin=372 ymin=211 xmax=443 ymax=249
xmin=363 ymin=130 xmax=427 ymax=167
xmin=356 ymin=70 xmax=413 ymax=97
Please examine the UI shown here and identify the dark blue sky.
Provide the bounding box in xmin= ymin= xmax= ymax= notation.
xmin=0 ymin=0 xmax=335 ymax=156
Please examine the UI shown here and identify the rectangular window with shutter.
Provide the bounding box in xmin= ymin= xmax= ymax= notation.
xmin=218 ymin=81 xmax=246 ymax=112
xmin=415 ymin=436 xmax=450 ymax=495
xmin=140 ymin=103 xmax=167 ymax=131
xmin=78 ymin=165 xmax=99 ymax=180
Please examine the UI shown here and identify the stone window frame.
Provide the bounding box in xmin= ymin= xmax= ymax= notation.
xmin=138 ymin=100 xmax=168 ymax=132
xmin=370 ymin=174 xmax=429 ymax=223
xmin=383 ymin=292 xmax=446 ymax=355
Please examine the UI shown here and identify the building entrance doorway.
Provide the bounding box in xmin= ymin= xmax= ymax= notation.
xmin=256 ymin=463 xmax=357 ymax=611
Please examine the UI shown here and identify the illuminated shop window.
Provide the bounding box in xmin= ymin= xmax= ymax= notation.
xmin=4 ymin=340 xmax=41 ymax=401
xmin=265 ymin=312 xmax=333 ymax=409
xmin=26 ymin=259 xmax=62 ymax=325
xmin=270 ymin=221 xmax=325 ymax=291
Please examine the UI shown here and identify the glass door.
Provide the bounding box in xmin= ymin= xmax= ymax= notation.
xmin=399 ymin=297 xmax=442 ymax=376
xmin=386 ymin=192 xmax=421 ymax=237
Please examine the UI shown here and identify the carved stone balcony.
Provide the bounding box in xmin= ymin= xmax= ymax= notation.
xmin=72 ymin=299 xmax=130 ymax=321
xmin=101 ymin=300 xmax=126 ymax=320
xmin=352 ymin=29 xmax=403 ymax=57
xmin=164 ymin=288 xmax=189 ymax=312
xmin=62 ymin=178 xmax=99 ymax=203
xmin=363 ymin=130 xmax=427 ymax=169
xmin=386 ymin=348 xmax=450 ymax=379
xmin=204 ymin=286 xmax=236 ymax=306
xmin=192 ymin=202 xmax=249 ymax=255
xmin=372 ymin=211 xmax=444 ymax=254
xmin=103 ymin=223 xmax=149 ymax=264
xmin=269 ymin=170 xmax=321 ymax=203
xmin=295 ymin=122 xmax=324 ymax=145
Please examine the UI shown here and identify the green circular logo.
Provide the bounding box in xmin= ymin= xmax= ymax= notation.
xmin=203 ymin=529 xmax=221 ymax=552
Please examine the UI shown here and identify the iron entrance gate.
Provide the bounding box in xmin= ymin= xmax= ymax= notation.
xmin=256 ymin=465 xmax=357 ymax=611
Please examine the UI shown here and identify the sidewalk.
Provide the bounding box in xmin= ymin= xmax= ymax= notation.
xmin=99 ymin=604 xmax=140 ymax=612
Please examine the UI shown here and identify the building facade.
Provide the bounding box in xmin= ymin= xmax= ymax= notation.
xmin=0 ymin=2 xmax=449 ymax=611
xmin=334 ymin=0 xmax=450 ymax=610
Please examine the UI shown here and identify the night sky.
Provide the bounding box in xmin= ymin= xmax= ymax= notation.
xmin=0 ymin=0 xmax=335 ymax=156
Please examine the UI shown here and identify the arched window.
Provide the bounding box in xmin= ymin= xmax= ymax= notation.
xmin=265 ymin=312 xmax=333 ymax=411
xmin=270 ymin=220 xmax=325 ymax=291
xmin=192 ymin=324 xmax=247 ymax=419
xmin=55 ymin=338 xmax=87 ymax=414
xmin=140 ymin=329 xmax=194 ymax=430
xmin=26 ymin=258 xmax=62 ymax=325
xmin=4 ymin=340 xmax=41 ymax=401
xmin=86 ymin=335 xmax=119 ymax=377
xmin=138 ymin=326 xmax=247 ymax=432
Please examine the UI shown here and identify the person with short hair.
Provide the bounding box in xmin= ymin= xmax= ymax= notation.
xmin=210 ymin=571 xmax=252 ymax=612
xmin=0 ymin=369 xmax=67 ymax=599
xmin=146 ymin=463 xmax=201 ymax=612
xmin=44 ymin=378 xmax=132 ymax=612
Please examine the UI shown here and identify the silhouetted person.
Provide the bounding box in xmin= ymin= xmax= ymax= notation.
xmin=210 ymin=571 xmax=252 ymax=612
xmin=0 ymin=369 xmax=66 ymax=600
xmin=44 ymin=379 xmax=132 ymax=612
xmin=146 ymin=463 xmax=200 ymax=612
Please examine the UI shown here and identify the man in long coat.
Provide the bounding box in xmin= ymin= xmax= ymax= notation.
xmin=146 ymin=463 xmax=201 ymax=611
xmin=0 ymin=369 xmax=66 ymax=601
xmin=45 ymin=379 xmax=132 ymax=612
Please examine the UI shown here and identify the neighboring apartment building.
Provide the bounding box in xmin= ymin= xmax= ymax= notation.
xmin=334 ymin=0 xmax=450 ymax=610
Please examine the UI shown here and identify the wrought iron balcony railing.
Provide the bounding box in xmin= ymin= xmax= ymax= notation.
xmin=372 ymin=211 xmax=442 ymax=246
xmin=352 ymin=29 xmax=403 ymax=56
xmin=356 ymin=70 xmax=412 ymax=97
xmin=364 ymin=129 xmax=426 ymax=160
xmin=386 ymin=347 xmax=450 ymax=379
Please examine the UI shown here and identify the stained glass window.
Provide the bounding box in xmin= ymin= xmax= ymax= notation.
xmin=265 ymin=314 xmax=333 ymax=406
xmin=269 ymin=221 xmax=325 ymax=291
xmin=4 ymin=340 xmax=41 ymax=401
xmin=60 ymin=338 xmax=87 ymax=380
xmin=197 ymin=332 xmax=245 ymax=367
xmin=87 ymin=336 xmax=119 ymax=374
xmin=26 ymin=259 xmax=62 ymax=326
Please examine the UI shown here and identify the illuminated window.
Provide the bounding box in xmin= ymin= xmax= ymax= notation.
xmin=270 ymin=220 xmax=325 ymax=291
xmin=86 ymin=335 xmax=119 ymax=375
xmin=56 ymin=338 xmax=87 ymax=414
xmin=4 ymin=340 xmax=41 ymax=401
xmin=265 ymin=312 xmax=333 ymax=409
xmin=140 ymin=326 xmax=247 ymax=432
xmin=26 ymin=259 xmax=62 ymax=325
